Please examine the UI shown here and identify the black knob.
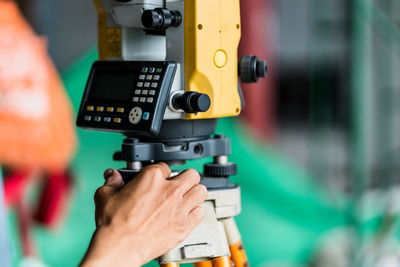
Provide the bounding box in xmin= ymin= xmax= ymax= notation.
xmin=142 ymin=8 xmax=182 ymax=30
xmin=238 ymin=55 xmax=268 ymax=84
xmin=172 ymin=92 xmax=211 ymax=113
xmin=118 ymin=169 xmax=140 ymax=184
xmin=204 ymin=162 xmax=237 ymax=177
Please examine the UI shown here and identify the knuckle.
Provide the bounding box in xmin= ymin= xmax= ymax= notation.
xmin=144 ymin=165 xmax=164 ymax=179
xmin=184 ymin=169 xmax=201 ymax=184
xmin=170 ymin=184 xmax=183 ymax=199
xmin=158 ymin=162 xmax=171 ymax=172
xmin=192 ymin=206 xmax=205 ymax=221
xmin=196 ymin=184 xmax=208 ymax=199
xmin=187 ymin=168 xmax=200 ymax=179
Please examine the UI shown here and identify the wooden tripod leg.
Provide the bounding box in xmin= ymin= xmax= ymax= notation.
xmin=212 ymin=257 xmax=232 ymax=267
xmin=221 ymin=218 xmax=249 ymax=267
xmin=161 ymin=263 xmax=179 ymax=267
xmin=194 ymin=261 xmax=213 ymax=267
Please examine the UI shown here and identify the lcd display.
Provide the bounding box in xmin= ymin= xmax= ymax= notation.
xmin=90 ymin=70 xmax=136 ymax=101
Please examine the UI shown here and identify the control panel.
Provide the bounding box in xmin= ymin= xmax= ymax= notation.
xmin=77 ymin=61 xmax=177 ymax=136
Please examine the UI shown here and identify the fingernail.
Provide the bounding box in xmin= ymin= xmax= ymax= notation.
xmin=104 ymin=169 xmax=113 ymax=179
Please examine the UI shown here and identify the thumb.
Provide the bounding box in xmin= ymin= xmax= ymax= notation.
xmin=103 ymin=169 xmax=124 ymax=189
xmin=94 ymin=169 xmax=124 ymax=206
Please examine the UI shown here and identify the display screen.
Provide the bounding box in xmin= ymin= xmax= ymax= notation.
xmin=90 ymin=70 xmax=136 ymax=101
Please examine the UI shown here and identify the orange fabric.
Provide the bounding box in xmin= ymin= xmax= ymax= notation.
xmin=0 ymin=1 xmax=77 ymax=171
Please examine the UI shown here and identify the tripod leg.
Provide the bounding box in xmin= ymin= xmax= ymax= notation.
xmin=212 ymin=257 xmax=232 ymax=267
xmin=194 ymin=261 xmax=212 ymax=267
xmin=161 ymin=263 xmax=179 ymax=267
xmin=221 ymin=218 xmax=249 ymax=267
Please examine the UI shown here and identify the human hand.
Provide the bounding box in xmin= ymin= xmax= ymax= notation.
xmin=80 ymin=163 xmax=208 ymax=267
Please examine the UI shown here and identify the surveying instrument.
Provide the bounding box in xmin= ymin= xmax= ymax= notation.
xmin=77 ymin=0 xmax=267 ymax=266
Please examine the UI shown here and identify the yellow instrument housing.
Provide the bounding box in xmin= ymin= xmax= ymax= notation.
xmin=94 ymin=0 xmax=122 ymax=60
xmin=94 ymin=0 xmax=242 ymax=119
xmin=184 ymin=0 xmax=242 ymax=119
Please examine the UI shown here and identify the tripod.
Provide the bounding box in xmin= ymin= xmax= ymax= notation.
xmin=114 ymin=133 xmax=249 ymax=267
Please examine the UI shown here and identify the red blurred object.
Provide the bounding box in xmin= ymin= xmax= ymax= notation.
xmin=239 ymin=0 xmax=276 ymax=139
xmin=34 ymin=170 xmax=73 ymax=226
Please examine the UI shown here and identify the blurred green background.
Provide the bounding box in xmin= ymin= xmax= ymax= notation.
xmin=5 ymin=0 xmax=400 ymax=266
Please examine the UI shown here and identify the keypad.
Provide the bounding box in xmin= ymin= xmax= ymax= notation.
xmin=79 ymin=62 xmax=171 ymax=131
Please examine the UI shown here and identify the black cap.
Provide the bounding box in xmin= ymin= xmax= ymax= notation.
xmin=238 ymin=55 xmax=268 ymax=83
xmin=142 ymin=8 xmax=182 ymax=30
xmin=172 ymin=92 xmax=211 ymax=113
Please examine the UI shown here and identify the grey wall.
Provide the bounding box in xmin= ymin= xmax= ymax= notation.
xmin=17 ymin=0 xmax=97 ymax=70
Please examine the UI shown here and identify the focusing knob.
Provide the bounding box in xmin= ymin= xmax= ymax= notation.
xmin=172 ymin=92 xmax=211 ymax=113
xmin=142 ymin=8 xmax=182 ymax=30
xmin=204 ymin=163 xmax=237 ymax=177
xmin=238 ymin=55 xmax=268 ymax=83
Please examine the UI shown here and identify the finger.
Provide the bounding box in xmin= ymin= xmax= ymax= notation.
xmin=138 ymin=162 xmax=172 ymax=180
xmin=103 ymin=168 xmax=113 ymax=180
xmin=182 ymin=184 xmax=208 ymax=212
xmin=184 ymin=206 xmax=205 ymax=236
xmin=94 ymin=170 xmax=123 ymax=206
xmin=170 ymin=169 xmax=201 ymax=194
xmin=104 ymin=169 xmax=124 ymax=189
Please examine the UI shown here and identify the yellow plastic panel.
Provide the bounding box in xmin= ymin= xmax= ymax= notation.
xmin=94 ymin=0 xmax=121 ymax=60
xmin=184 ymin=0 xmax=242 ymax=119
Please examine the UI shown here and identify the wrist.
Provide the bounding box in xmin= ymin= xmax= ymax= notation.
xmin=81 ymin=227 xmax=143 ymax=267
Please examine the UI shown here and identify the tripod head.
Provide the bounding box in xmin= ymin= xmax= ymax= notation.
xmin=76 ymin=0 xmax=267 ymax=185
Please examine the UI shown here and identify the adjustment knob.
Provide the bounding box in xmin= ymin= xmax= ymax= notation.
xmin=142 ymin=8 xmax=182 ymax=30
xmin=172 ymin=92 xmax=211 ymax=113
xmin=118 ymin=169 xmax=140 ymax=184
xmin=204 ymin=162 xmax=237 ymax=177
xmin=238 ymin=55 xmax=268 ymax=83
